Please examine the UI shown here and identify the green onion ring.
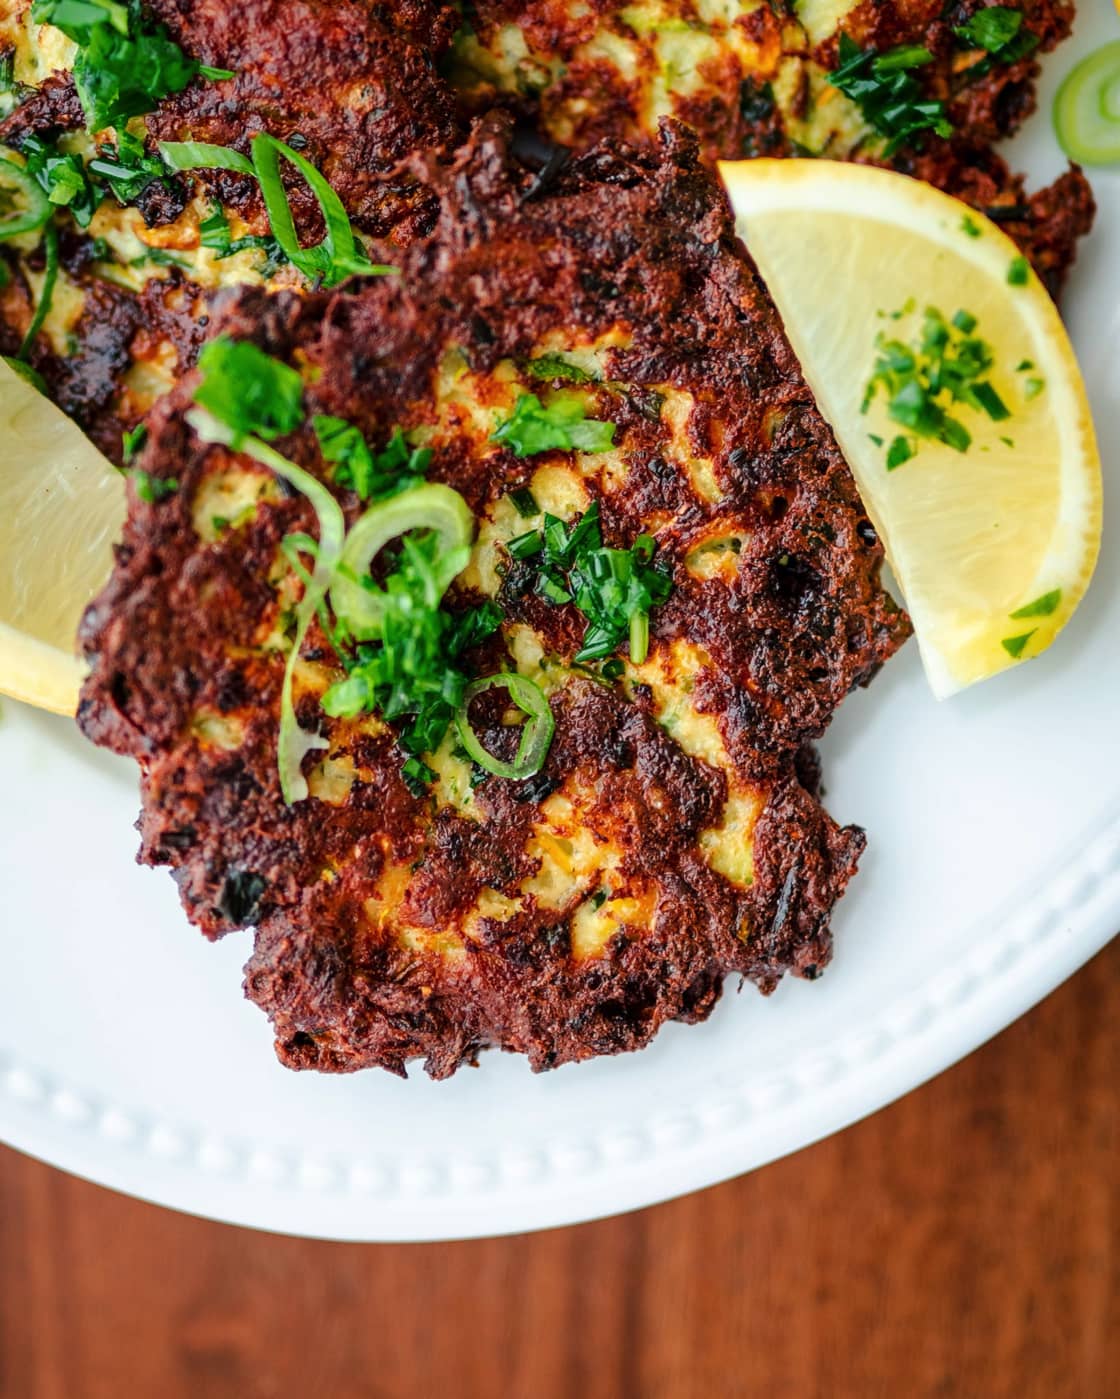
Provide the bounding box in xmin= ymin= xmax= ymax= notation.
xmin=1054 ymin=40 xmax=1120 ymax=166
xmin=330 ymin=482 xmax=475 ymax=639
xmin=187 ymin=406 xmax=345 ymax=804
xmin=455 ymin=673 xmax=555 ymax=781
xmin=0 ymin=156 xmax=51 ymax=240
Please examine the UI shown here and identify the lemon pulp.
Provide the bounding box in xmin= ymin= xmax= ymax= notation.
xmin=0 ymin=359 xmax=126 ymax=714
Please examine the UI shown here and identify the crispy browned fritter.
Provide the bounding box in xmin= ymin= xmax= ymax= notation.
xmin=78 ymin=121 xmax=909 ymax=1077
xmin=0 ymin=0 xmax=463 ymax=459
xmin=144 ymin=0 xmax=463 ymax=245
xmin=447 ymin=0 xmax=1093 ymax=292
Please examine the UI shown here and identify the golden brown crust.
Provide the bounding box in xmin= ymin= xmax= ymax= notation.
xmin=449 ymin=0 xmax=1092 ymax=287
xmin=78 ymin=122 xmax=908 ymax=1077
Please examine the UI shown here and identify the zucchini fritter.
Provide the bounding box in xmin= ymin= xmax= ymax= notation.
xmin=448 ymin=0 xmax=1093 ymax=290
xmin=79 ymin=122 xmax=909 ymax=1076
xmin=0 ymin=0 xmax=462 ymax=457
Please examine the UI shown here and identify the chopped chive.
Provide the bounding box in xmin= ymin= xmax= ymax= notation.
xmin=1007 ymin=256 xmax=1030 ymax=286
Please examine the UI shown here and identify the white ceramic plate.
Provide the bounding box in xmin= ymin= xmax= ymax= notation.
xmin=2 ymin=9 xmax=1117 ymax=1242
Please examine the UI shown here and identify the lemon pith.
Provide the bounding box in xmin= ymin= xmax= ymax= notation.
xmin=719 ymin=158 xmax=1101 ymax=698
xmin=0 ymin=359 xmax=126 ymax=715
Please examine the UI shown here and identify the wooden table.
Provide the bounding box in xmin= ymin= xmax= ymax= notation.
xmin=2 ymin=939 xmax=1116 ymax=1399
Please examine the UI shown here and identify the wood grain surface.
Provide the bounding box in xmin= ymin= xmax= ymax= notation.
xmin=1 ymin=939 xmax=1116 ymax=1399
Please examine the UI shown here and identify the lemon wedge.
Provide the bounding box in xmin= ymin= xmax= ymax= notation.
xmin=0 ymin=360 xmax=126 ymax=714
xmin=719 ymin=159 xmax=1101 ymax=698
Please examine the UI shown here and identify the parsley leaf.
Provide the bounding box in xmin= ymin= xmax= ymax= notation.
xmin=312 ymin=416 xmax=431 ymax=501
xmin=507 ymin=500 xmax=672 ymax=664
xmin=886 ymin=435 xmax=915 ymax=470
xmin=130 ymin=467 xmax=178 ymax=502
xmin=20 ymin=135 xmax=100 ymax=227
xmin=830 ymin=34 xmax=952 ymax=155
xmin=524 ymin=354 xmax=598 ymax=385
xmin=1001 ymin=631 xmax=1035 ymax=659
xmin=1010 ymin=589 xmax=1061 ymax=619
xmin=33 ymin=0 xmax=200 ymax=132
xmin=492 ymin=391 xmax=615 ymax=458
xmin=87 ymin=128 xmax=173 ymax=205
xmin=121 ymin=421 xmax=146 ymax=461
xmin=198 ymin=202 xmax=287 ymax=273
xmin=20 ymin=128 xmax=177 ymax=228
xmin=193 ymin=336 xmax=305 ymax=446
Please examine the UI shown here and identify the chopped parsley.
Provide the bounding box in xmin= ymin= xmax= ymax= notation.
xmin=87 ymin=129 xmax=175 ymax=205
xmin=31 ymin=0 xmax=202 ymax=133
xmin=954 ymin=7 xmax=1039 ymax=75
xmin=193 ymin=336 xmax=305 ymax=446
xmin=885 ymin=435 xmax=915 ymax=471
xmin=507 ymin=500 xmax=672 ymax=664
xmin=198 ymin=203 xmax=286 ymax=273
xmin=20 ymin=136 xmax=100 ymax=227
xmin=121 ymin=421 xmax=146 ymax=461
xmin=492 ymin=391 xmax=615 ymax=458
xmin=830 ymin=35 xmax=952 ymax=155
xmin=312 ymin=416 xmax=431 ymax=501
xmin=863 ymin=305 xmax=1013 ymax=460
xmin=19 ymin=127 xmax=177 ymax=234
xmin=400 ymin=756 xmax=437 ymax=798
xmin=524 ymin=354 xmax=597 ymax=385
xmin=1010 ymin=589 xmax=1061 ymax=619
xmin=1001 ymin=631 xmax=1035 ymax=658
xmin=130 ymin=467 xmax=178 ymax=502
xmin=1007 ymin=255 xmax=1030 ymax=286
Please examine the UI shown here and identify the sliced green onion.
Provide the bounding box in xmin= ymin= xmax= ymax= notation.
xmin=159 ymin=135 xmax=396 ymax=286
xmin=454 ymin=673 xmax=555 ymax=781
xmin=0 ymin=156 xmax=52 ymax=239
xmin=330 ymin=482 xmax=475 ymax=639
xmin=250 ymin=133 xmax=395 ymax=287
xmin=1054 ymin=40 xmax=1120 ymax=166
xmin=628 ymin=610 xmax=650 ymax=665
xmin=19 ymin=220 xmax=58 ymax=360
xmin=159 ymin=141 xmax=256 ymax=176
xmin=187 ymin=406 xmax=345 ymax=804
